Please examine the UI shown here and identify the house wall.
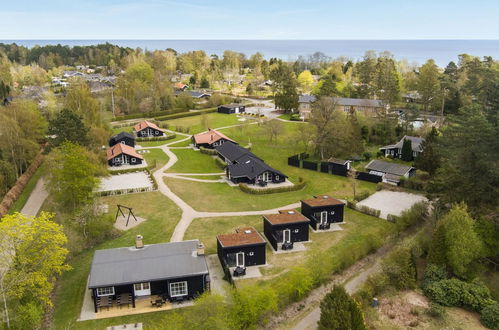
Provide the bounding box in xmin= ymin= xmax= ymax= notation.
xmin=217 ymin=241 xmax=266 ymax=268
xmin=263 ymin=219 xmax=309 ymax=251
xmin=108 ymin=154 xmax=143 ymax=167
xmin=136 ymin=127 xmax=164 ymax=137
xmin=218 ymin=105 xmax=246 ymax=114
xmin=301 ymin=202 xmax=345 ymax=229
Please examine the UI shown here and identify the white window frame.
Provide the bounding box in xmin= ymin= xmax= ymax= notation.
xmin=236 ymin=251 xmax=245 ymax=267
xmin=283 ymin=229 xmax=291 ymax=243
xmin=275 ymin=175 xmax=280 ymax=181
xmin=170 ymin=281 xmax=188 ymax=297
xmin=96 ymin=286 xmax=115 ymax=297
xmin=320 ymin=211 xmax=328 ymax=224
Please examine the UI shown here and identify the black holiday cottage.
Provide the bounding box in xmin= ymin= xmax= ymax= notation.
xmin=217 ymin=227 xmax=266 ymax=272
xmin=263 ymin=210 xmax=310 ymax=251
xmin=218 ymin=103 xmax=245 ymax=114
xmin=107 ymin=143 xmax=144 ymax=167
xmin=301 ymin=195 xmax=345 ymax=230
xmin=109 ymin=131 xmax=136 ymax=148
xmin=133 ymin=120 xmax=164 ymax=137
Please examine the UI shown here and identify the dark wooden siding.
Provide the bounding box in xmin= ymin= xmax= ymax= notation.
xmin=217 ymin=243 xmax=266 ymax=267
xmin=264 ymin=219 xmax=309 ymax=251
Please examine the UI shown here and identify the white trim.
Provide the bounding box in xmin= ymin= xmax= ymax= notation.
xmin=133 ymin=282 xmax=151 ymax=296
xmin=320 ymin=211 xmax=328 ymax=224
xmin=96 ymin=286 xmax=115 ymax=297
xmin=236 ymin=251 xmax=245 ymax=267
xmin=283 ymin=229 xmax=291 ymax=243
xmin=170 ymin=281 xmax=188 ymax=297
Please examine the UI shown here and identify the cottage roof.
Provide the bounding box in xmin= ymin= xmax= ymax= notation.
xmin=106 ymin=143 xmax=144 ymax=161
xmin=217 ymin=227 xmax=266 ymax=248
xmin=215 ymin=142 xmax=260 ymax=163
xmin=174 ymin=90 xmax=211 ymax=98
xmin=301 ymin=195 xmax=345 ymax=208
xmin=88 ymin=240 xmax=208 ymax=288
xmin=298 ymin=94 xmax=317 ymax=103
xmin=174 ymin=82 xmax=188 ymax=89
xmin=109 ymin=131 xmax=135 ymax=145
xmin=193 ymin=129 xmax=235 ymax=145
xmin=380 ymin=135 xmax=424 ymax=153
xmin=328 ymin=157 xmax=350 ymax=165
xmin=264 ymin=210 xmax=309 ymax=225
xmin=365 ymin=159 xmax=413 ymax=176
xmin=133 ymin=120 xmax=161 ymax=132
xmin=227 ymin=157 xmax=286 ymax=180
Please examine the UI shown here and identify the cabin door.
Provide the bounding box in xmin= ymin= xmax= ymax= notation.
xmin=320 ymin=211 xmax=328 ymax=225
xmin=235 ymin=107 xmax=239 ymax=113
xmin=236 ymin=252 xmax=245 ymax=268
xmin=263 ymin=172 xmax=271 ymax=182
xmin=283 ymin=229 xmax=291 ymax=243
xmin=133 ymin=282 xmax=151 ymax=296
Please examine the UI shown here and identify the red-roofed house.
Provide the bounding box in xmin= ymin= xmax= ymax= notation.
xmin=133 ymin=121 xmax=164 ymax=137
xmin=191 ymin=129 xmax=236 ymax=149
xmin=107 ymin=143 xmax=144 ymax=166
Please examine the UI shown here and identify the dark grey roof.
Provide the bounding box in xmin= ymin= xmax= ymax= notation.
xmin=174 ymin=90 xmax=211 ymax=98
xmin=110 ymin=132 xmax=135 ymax=143
xmin=299 ymin=95 xmax=385 ymax=108
xmin=365 ymin=160 xmax=413 ymax=176
xmin=328 ymin=157 xmax=350 ymax=165
xmin=227 ymin=157 xmax=286 ymax=180
xmin=380 ymin=136 xmax=424 ymax=152
xmin=88 ymin=240 xmax=208 ymax=288
xmin=215 ymin=142 xmax=261 ymax=163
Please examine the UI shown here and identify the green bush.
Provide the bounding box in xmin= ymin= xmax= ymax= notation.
xmin=481 ymin=303 xmax=499 ymax=330
xmin=136 ymin=134 xmax=176 ymax=142
xmin=238 ymin=177 xmax=306 ymax=194
xmin=13 ymin=301 xmax=44 ymax=330
xmin=381 ymin=243 xmax=417 ymax=290
xmin=214 ymin=157 xmax=226 ymax=169
xmin=289 ymin=113 xmax=301 ymax=121
xmin=425 ymin=278 xmax=495 ymax=312
xmin=422 ymin=263 xmax=448 ymax=292
xmin=355 ymin=204 xmax=381 ymax=218
xmin=114 ymin=110 xmax=179 ymax=121
xmin=354 ymin=190 xmax=371 ymax=202
xmin=199 ymin=146 xmax=218 ymax=155
xmin=346 ymin=199 xmax=357 ymax=209
xmin=426 ymin=302 xmax=446 ymax=318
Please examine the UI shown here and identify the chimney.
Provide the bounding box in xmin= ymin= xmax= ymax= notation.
xmin=135 ymin=235 xmax=144 ymax=249
xmin=197 ymin=242 xmax=205 ymax=256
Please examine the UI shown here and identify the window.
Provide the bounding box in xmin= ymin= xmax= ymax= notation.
xmin=96 ymin=287 xmax=115 ymax=296
xmin=134 ymin=282 xmax=150 ymax=291
xmin=131 ymin=157 xmax=136 ymax=163
xmin=170 ymin=281 xmax=188 ymax=297
xmin=275 ymin=175 xmax=280 ymax=181
xmin=249 ymin=251 xmax=254 ymax=256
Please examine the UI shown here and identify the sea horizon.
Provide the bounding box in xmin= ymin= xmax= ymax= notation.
xmin=2 ymin=39 xmax=498 ymax=66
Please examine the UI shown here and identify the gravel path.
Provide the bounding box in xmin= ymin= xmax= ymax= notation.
xmin=20 ymin=177 xmax=48 ymax=217
xmin=356 ymin=190 xmax=428 ymax=219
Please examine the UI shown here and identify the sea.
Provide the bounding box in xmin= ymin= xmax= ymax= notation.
xmin=2 ymin=40 xmax=499 ymax=67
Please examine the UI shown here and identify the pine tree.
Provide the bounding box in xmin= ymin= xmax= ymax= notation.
xmin=414 ymin=127 xmax=439 ymax=174
xmin=318 ymin=286 xmax=366 ymax=330
xmin=401 ymin=138 xmax=413 ymax=161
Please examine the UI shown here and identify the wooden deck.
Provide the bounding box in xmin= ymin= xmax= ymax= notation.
xmin=95 ymin=295 xmax=178 ymax=319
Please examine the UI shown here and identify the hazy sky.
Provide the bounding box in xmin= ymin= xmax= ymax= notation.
xmin=1 ymin=0 xmax=498 ymax=39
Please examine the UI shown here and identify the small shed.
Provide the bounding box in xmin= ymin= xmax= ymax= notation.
xmin=216 ymin=227 xmax=266 ymax=269
xmin=109 ymin=131 xmax=136 ymax=147
xmin=301 ymin=195 xmax=345 ymax=230
xmin=218 ymin=103 xmax=245 ymax=114
xmin=263 ymin=210 xmax=309 ymax=251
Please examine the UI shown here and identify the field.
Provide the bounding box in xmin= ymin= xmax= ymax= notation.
xmin=141 ymin=148 xmax=169 ymax=171
xmin=162 ymin=112 xmax=253 ymax=134
xmin=166 ymin=149 xmax=222 ymax=173
xmin=51 ymin=192 xmax=182 ymax=330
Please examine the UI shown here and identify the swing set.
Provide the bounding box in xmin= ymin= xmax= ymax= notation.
xmin=115 ymin=204 xmax=138 ymax=227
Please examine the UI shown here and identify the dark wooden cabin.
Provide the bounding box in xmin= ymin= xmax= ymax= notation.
xmin=217 ymin=227 xmax=266 ymax=270
xmin=263 ymin=210 xmax=310 ymax=251
xmin=109 ymin=131 xmax=136 ymax=147
xmin=107 ymin=143 xmax=144 ymax=166
xmin=218 ymin=103 xmax=245 ymax=114
xmin=133 ymin=120 xmax=164 ymax=137
xmin=192 ymin=129 xmax=236 ymax=149
xmin=301 ymin=195 xmax=345 ymax=230
xmin=88 ymin=237 xmax=209 ymax=313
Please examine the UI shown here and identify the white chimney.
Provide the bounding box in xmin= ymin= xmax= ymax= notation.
xmin=197 ymin=242 xmax=205 ymax=256
xmin=135 ymin=235 xmax=144 ymax=249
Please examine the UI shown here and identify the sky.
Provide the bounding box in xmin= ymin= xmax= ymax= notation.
xmin=1 ymin=0 xmax=498 ymax=40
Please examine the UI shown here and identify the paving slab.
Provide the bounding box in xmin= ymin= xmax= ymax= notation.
xmin=356 ymin=190 xmax=428 ymax=219
xmin=98 ymin=172 xmax=153 ymax=192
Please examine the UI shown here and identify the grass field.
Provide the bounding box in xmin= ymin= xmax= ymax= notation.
xmin=137 ymin=134 xmax=187 ymax=147
xmin=164 ymin=113 xmax=252 ymax=134
xmin=51 ymin=192 xmax=182 ymax=330
xmin=166 ymin=149 xmax=222 ymax=173
xmin=141 ymin=148 xmax=169 ymax=171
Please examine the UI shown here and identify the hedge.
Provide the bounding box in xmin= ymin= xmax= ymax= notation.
xmin=154 ymin=108 xmax=217 ymax=121
xmin=238 ymin=177 xmax=306 ymax=194
xmin=136 ymin=134 xmax=176 ymax=142
xmin=199 ymin=147 xmax=218 ymax=155
xmin=215 ymin=157 xmax=227 ymax=169
xmin=97 ymin=168 xmax=158 ymax=197
xmin=346 ymin=198 xmax=380 ymax=218
xmin=108 ymin=160 xmax=157 ymax=174
xmin=114 ymin=108 xmax=188 ymax=121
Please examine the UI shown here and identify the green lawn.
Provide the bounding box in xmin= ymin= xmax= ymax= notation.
xmin=166 ymin=149 xmax=222 ymax=174
xmin=180 ymin=174 xmax=223 ymax=180
xmin=137 ymin=134 xmax=187 ymax=147
xmin=8 ymin=161 xmax=47 ymax=214
xmin=167 ymin=139 xmax=192 ymax=147
xmin=111 ymin=125 xmax=134 ymax=135
xmin=52 ymin=192 xmax=182 ymax=330
xmin=142 ymin=148 xmax=169 ymax=171
xmin=164 ymin=113 xmax=251 ymax=134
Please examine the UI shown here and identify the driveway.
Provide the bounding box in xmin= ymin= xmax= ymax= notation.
xmin=243 ymin=98 xmax=281 ymax=119
xmin=356 ymin=191 xmax=428 ymax=219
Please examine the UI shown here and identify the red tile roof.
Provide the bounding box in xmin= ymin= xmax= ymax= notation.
xmin=107 ymin=143 xmax=144 ymax=161
xmin=192 ymin=129 xmax=235 ymax=145
xmin=217 ymin=227 xmax=266 ymax=248
xmin=301 ymin=195 xmax=345 ymax=207
xmin=264 ymin=210 xmax=309 ymax=225
xmin=133 ymin=120 xmax=161 ymax=132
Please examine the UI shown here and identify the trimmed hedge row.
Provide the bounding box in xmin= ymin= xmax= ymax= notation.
xmin=199 ymin=147 xmax=218 ymax=155
xmin=136 ymin=134 xmax=176 ymax=142
xmin=154 ymin=108 xmax=217 ymax=121
xmin=346 ymin=199 xmax=381 ymax=218
xmin=238 ymin=177 xmax=306 ymax=194
xmin=108 ymin=160 xmax=157 ymax=175
xmin=215 ymin=157 xmax=227 ymax=169
xmin=114 ymin=108 xmax=188 ymax=121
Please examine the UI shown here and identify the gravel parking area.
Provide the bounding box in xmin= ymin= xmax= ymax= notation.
xmin=356 ymin=191 xmax=428 ymax=219
xmin=98 ymin=172 xmax=153 ymax=192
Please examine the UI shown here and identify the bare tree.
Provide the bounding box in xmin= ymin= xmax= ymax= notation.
xmin=309 ymin=97 xmax=338 ymax=159
xmin=262 ymin=119 xmax=283 ymax=142
xmin=348 ymin=169 xmax=358 ymax=200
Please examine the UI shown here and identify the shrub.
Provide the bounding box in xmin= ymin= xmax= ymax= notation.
xmin=422 ymin=264 xmax=448 ymax=292
xmin=238 ymin=177 xmax=306 ymax=194
xmin=318 ymin=286 xmax=366 ymax=330
xmin=289 ymin=113 xmax=301 ymax=121
xmin=354 ymin=190 xmax=371 ymax=202
xmin=346 ymin=199 xmax=357 ymax=209
xmin=113 ymin=110 xmax=177 ymax=121
xmin=425 ymin=278 xmax=494 ymax=312
xmin=481 ymin=303 xmax=499 ymax=330
xmin=199 ymin=147 xmax=218 ymax=155
xmin=154 ymin=107 xmax=217 ymax=121
xmin=356 ymin=204 xmax=381 ymax=218
xmin=426 ymin=302 xmax=446 ymax=318
xmin=363 ymin=151 xmax=372 ymax=160
xmin=381 ymin=243 xmax=417 ymax=290
xmin=135 ymin=134 xmax=176 ymax=142
xmin=215 ymin=157 xmax=226 ymax=169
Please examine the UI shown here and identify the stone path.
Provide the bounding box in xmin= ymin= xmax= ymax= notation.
xmin=20 ymin=177 xmax=48 ymax=217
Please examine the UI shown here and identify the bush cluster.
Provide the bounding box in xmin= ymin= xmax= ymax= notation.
xmin=238 ymin=178 xmax=306 ymax=194
xmin=154 ymin=107 xmax=217 ymax=121
xmin=199 ymin=147 xmax=218 ymax=155
xmin=114 ymin=109 xmax=183 ymax=121
xmin=214 ymin=157 xmax=227 ymax=169
xmin=354 ymin=190 xmax=372 ymax=202
xmin=481 ymin=303 xmax=499 ymax=329
xmin=135 ymin=134 xmax=176 ymax=142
